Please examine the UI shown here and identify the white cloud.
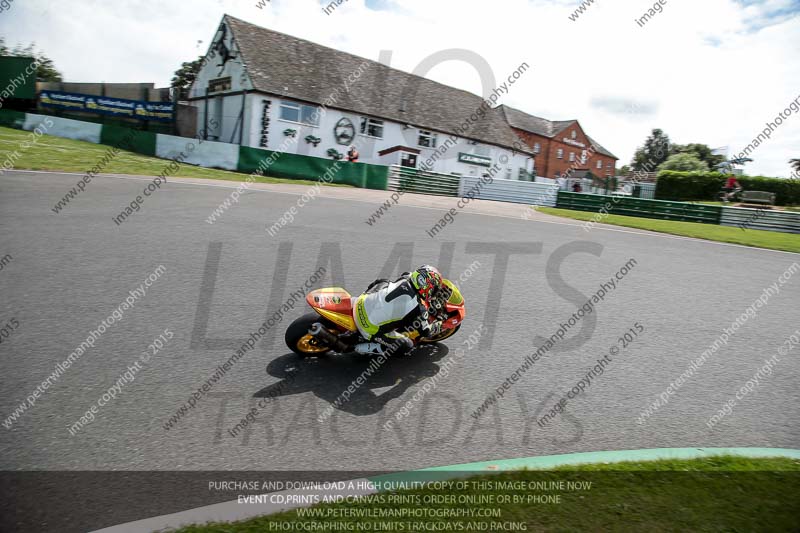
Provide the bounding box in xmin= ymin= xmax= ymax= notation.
xmin=1 ymin=0 xmax=798 ymax=176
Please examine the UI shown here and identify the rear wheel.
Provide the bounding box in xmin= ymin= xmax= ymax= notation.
xmin=285 ymin=313 xmax=336 ymax=357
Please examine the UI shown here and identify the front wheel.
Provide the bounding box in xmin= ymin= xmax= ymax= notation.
xmin=419 ymin=325 xmax=460 ymax=344
xmin=285 ymin=313 xmax=336 ymax=357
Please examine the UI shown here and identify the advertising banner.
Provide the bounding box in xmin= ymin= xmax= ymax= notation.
xmin=39 ymin=90 xmax=174 ymax=122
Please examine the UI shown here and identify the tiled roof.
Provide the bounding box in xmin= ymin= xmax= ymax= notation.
xmin=501 ymin=105 xmax=617 ymax=159
xmin=225 ymin=15 xmax=533 ymax=154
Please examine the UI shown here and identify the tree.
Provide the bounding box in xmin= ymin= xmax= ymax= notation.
xmin=171 ymin=56 xmax=204 ymax=100
xmin=618 ymin=164 xmax=631 ymax=175
xmin=657 ymin=153 xmax=709 ymax=172
xmin=670 ymin=143 xmax=726 ymax=171
xmin=631 ymin=129 xmax=671 ymax=171
xmin=790 ymin=159 xmax=800 ymax=173
xmin=0 ymin=38 xmax=63 ymax=81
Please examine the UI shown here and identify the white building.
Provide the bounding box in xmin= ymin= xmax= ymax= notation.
xmin=188 ymin=15 xmax=535 ymax=180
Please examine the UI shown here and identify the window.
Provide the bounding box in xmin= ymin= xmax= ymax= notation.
xmin=569 ymin=152 xmax=575 ymax=162
xmin=606 ymin=162 xmax=613 ymax=168
xmin=418 ymin=130 xmax=438 ymax=148
xmin=533 ymin=142 xmax=541 ymax=154
xmin=581 ymin=150 xmax=588 ymax=164
xmin=571 ymin=130 xmax=577 ymax=139
xmin=400 ymin=152 xmax=418 ymax=168
xmin=208 ymin=77 xmax=232 ymax=93
xmin=360 ymin=117 xmax=384 ymax=138
xmin=505 ymin=167 xmax=512 ymax=180
xmin=279 ymin=101 xmax=319 ymax=126
xmin=597 ymin=160 xmax=603 ymax=169
xmin=556 ymin=148 xmax=564 ymax=159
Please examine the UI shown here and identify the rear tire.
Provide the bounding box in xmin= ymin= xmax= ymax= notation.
xmin=285 ymin=313 xmax=335 ymax=357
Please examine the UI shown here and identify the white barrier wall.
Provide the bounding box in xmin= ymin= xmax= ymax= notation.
xmin=719 ymin=206 xmax=800 ymax=234
xmin=23 ymin=114 xmax=102 ymax=144
xmin=459 ymin=177 xmax=560 ymax=207
xmin=155 ymin=134 xmax=239 ymax=171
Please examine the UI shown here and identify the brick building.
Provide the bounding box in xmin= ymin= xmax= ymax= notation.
xmin=501 ymin=105 xmax=618 ymax=179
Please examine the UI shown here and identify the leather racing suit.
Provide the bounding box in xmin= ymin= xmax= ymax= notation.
xmin=352 ymin=273 xmax=444 ymax=354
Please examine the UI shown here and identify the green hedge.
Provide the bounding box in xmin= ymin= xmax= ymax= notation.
xmin=656 ymin=171 xmax=800 ymax=205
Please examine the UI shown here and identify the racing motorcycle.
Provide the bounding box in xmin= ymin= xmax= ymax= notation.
xmin=285 ymin=280 xmax=465 ymax=357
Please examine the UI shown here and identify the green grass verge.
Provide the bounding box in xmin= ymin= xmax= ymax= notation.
xmin=537 ymin=206 xmax=800 ymax=253
xmin=0 ymin=126 xmax=344 ymax=187
xmin=173 ymin=456 xmax=800 ymax=532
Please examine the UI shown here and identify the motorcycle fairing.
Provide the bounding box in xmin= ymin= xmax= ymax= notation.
xmin=306 ymin=288 xmax=356 ymax=331
xmin=441 ymin=279 xmax=465 ymax=330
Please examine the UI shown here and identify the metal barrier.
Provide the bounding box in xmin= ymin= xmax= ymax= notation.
xmin=720 ymin=207 xmax=800 ymax=234
xmin=387 ymin=165 xmax=460 ymax=197
xmin=557 ymin=192 xmax=723 ymax=224
xmin=556 ymin=192 xmax=800 ymax=233
xmin=628 ymin=182 xmax=656 ymax=199
xmin=459 ymin=177 xmax=560 ymax=206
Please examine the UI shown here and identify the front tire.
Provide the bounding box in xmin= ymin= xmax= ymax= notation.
xmin=285 ymin=313 xmax=336 ymax=357
xmin=419 ymin=325 xmax=460 ymax=344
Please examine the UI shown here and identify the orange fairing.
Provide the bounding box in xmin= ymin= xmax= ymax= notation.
xmin=441 ymin=279 xmax=465 ymax=330
xmin=306 ymin=288 xmax=356 ymax=331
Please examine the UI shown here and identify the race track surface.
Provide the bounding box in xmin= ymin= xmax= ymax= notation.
xmin=1 ymin=170 xmax=798 ymax=476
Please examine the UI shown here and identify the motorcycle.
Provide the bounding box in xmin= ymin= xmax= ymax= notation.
xmin=285 ymin=279 xmax=466 ymax=356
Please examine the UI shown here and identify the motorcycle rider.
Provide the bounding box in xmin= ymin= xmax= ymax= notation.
xmin=352 ymin=265 xmax=451 ymax=355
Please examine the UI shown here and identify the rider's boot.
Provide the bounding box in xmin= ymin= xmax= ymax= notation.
xmin=354 ymin=342 xmax=385 ymax=355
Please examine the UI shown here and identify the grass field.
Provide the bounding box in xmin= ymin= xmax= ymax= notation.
xmin=174 ymin=456 xmax=800 ymax=532
xmin=0 ymin=126 xmax=340 ymax=187
xmin=537 ymin=207 xmax=800 ymax=253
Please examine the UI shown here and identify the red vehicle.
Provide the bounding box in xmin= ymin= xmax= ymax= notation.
xmin=285 ymin=280 xmax=466 ymax=356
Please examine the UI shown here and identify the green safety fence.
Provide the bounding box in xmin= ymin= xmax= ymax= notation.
xmin=389 ymin=166 xmax=461 ymax=197
xmin=99 ymin=124 xmax=157 ymax=157
xmin=556 ymin=191 xmax=723 ymax=224
xmin=238 ymin=145 xmax=388 ymax=190
xmin=0 ymin=109 xmax=26 ymax=128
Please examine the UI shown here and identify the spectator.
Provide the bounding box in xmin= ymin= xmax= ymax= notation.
xmin=346 ymin=145 xmax=360 ymax=163
xmin=722 ymin=175 xmax=742 ymax=202
xmin=572 ymin=181 xmax=582 ymax=193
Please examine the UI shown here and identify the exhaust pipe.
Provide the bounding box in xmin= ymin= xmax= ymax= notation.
xmin=309 ymin=323 xmax=348 ymax=352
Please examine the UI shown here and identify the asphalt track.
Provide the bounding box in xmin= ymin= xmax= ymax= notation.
xmin=0 ymin=170 xmax=798 ymax=527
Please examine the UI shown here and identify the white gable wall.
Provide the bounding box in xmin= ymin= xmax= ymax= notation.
xmin=189 ymin=20 xmax=252 ymax=144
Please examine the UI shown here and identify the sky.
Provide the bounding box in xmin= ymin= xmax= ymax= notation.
xmin=1 ymin=0 xmax=799 ymax=177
